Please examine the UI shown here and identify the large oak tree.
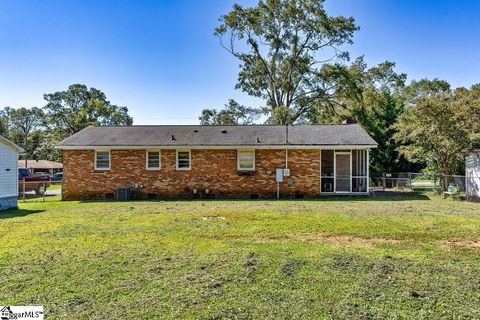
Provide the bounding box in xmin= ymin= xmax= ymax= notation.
xmin=43 ymin=84 xmax=133 ymax=138
xmin=394 ymin=81 xmax=480 ymax=184
xmin=203 ymin=0 xmax=358 ymax=124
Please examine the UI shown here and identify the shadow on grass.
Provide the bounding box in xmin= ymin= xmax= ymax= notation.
xmin=19 ymin=193 xmax=59 ymax=200
xmin=76 ymin=191 xmax=431 ymax=204
xmin=0 ymin=208 xmax=45 ymax=219
xmin=316 ymin=192 xmax=431 ymax=202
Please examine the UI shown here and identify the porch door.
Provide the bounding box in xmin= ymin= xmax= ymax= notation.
xmin=335 ymin=152 xmax=351 ymax=192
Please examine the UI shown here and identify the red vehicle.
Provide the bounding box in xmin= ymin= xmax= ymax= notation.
xmin=18 ymin=168 xmax=51 ymax=195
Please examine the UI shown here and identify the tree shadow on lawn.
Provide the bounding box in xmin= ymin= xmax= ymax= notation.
xmin=315 ymin=191 xmax=431 ymax=202
xmin=266 ymin=192 xmax=430 ymax=202
xmin=76 ymin=191 xmax=430 ymax=204
xmin=20 ymin=193 xmax=59 ymax=200
xmin=0 ymin=208 xmax=45 ymax=219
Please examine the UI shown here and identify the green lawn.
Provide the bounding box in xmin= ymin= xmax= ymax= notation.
xmin=1 ymin=194 xmax=480 ymax=319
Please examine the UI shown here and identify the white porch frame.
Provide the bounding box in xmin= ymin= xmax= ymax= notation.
xmin=320 ymin=149 xmax=370 ymax=195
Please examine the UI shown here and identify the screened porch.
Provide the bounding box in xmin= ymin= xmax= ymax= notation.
xmin=320 ymin=149 xmax=369 ymax=194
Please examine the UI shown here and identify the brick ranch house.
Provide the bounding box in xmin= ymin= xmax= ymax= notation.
xmin=55 ymin=124 xmax=377 ymax=200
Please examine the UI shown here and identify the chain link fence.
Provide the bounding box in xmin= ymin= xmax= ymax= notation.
xmin=18 ymin=180 xmax=62 ymax=202
xmin=371 ymin=173 xmax=472 ymax=193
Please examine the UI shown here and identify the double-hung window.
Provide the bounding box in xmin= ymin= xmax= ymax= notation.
xmin=95 ymin=150 xmax=110 ymax=170
xmin=146 ymin=150 xmax=161 ymax=170
xmin=237 ymin=150 xmax=255 ymax=171
xmin=176 ymin=150 xmax=191 ymax=170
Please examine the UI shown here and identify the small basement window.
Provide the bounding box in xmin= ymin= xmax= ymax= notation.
xmin=176 ymin=150 xmax=191 ymax=170
xmin=237 ymin=150 xmax=255 ymax=171
xmin=146 ymin=150 xmax=161 ymax=170
xmin=95 ymin=150 xmax=110 ymax=170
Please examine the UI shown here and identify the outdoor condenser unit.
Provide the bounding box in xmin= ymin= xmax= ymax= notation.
xmin=116 ymin=187 xmax=131 ymax=201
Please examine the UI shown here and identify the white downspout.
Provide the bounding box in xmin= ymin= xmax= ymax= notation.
xmin=285 ymin=149 xmax=288 ymax=168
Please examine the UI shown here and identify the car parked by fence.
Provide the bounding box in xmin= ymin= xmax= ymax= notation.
xmin=52 ymin=172 xmax=63 ymax=181
xmin=18 ymin=168 xmax=51 ymax=195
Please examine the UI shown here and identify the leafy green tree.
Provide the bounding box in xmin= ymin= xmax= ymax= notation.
xmin=31 ymin=133 xmax=63 ymax=162
xmin=2 ymin=85 xmax=132 ymax=162
xmin=356 ymin=90 xmax=412 ymax=174
xmin=8 ymin=107 xmax=45 ymax=165
xmin=0 ymin=107 xmax=13 ymax=138
xmin=394 ymin=81 xmax=480 ymax=186
xmin=307 ymin=58 xmax=413 ymax=173
xmin=199 ymin=99 xmax=261 ymax=125
xmin=209 ymin=0 xmax=358 ymax=124
xmin=43 ymin=84 xmax=133 ymax=138
xmin=404 ymin=78 xmax=451 ymax=101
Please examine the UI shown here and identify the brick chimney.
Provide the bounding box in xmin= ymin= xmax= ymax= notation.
xmin=342 ymin=117 xmax=357 ymax=124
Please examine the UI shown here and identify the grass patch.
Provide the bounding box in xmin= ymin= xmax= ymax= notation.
xmin=1 ymin=193 xmax=480 ymax=318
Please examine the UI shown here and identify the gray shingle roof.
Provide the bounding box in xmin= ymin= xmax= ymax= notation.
xmin=56 ymin=124 xmax=377 ymax=148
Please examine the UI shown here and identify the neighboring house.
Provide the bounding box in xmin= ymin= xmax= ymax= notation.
xmin=0 ymin=136 xmax=24 ymax=210
xmin=18 ymin=159 xmax=63 ymax=174
xmin=466 ymin=150 xmax=480 ymax=202
xmin=55 ymin=125 xmax=377 ymax=200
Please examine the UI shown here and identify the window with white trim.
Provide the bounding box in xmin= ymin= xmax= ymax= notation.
xmin=95 ymin=150 xmax=110 ymax=170
xmin=237 ymin=150 xmax=255 ymax=171
xmin=176 ymin=150 xmax=191 ymax=170
xmin=146 ymin=151 xmax=161 ymax=170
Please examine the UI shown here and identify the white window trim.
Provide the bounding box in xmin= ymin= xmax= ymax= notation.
xmin=94 ymin=150 xmax=111 ymax=170
xmin=176 ymin=149 xmax=191 ymax=170
xmin=237 ymin=149 xmax=255 ymax=171
xmin=146 ymin=150 xmax=161 ymax=170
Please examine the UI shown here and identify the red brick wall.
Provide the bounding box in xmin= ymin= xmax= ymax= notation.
xmin=62 ymin=149 xmax=320 ymax=200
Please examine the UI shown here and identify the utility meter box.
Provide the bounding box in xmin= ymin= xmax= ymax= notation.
xmin=283 ymin=168 xmax=290 ymax=176
xmin=276 ymin=169 xmax=284 ymax=182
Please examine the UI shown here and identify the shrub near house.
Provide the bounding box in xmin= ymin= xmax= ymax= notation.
xmin=55 ymin=124 xmax=377 ymax=200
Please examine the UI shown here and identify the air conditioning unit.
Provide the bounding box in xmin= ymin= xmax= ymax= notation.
xmin=116 ymin=187 xmax=132 ymax=201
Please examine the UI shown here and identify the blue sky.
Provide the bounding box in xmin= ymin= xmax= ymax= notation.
xmin=0 ymin=0 xmax=479 ymax=124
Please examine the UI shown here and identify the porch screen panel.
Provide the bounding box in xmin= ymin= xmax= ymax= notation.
xmin=321 ymin=150 xmax=334 ymax=192
xmin=352 ymin=150 xmax=368 ymax=192
xmin=335 ymin=153 xmax=351 ymax=192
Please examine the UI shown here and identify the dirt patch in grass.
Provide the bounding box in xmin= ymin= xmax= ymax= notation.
xmin=288 ymin=233 xmax=402 ymax=247
xmin=323 ymin=235 xmax=401 ymax=246
xmin=439 ymin=240 xmax=480 ymax=248
xmin=201 ymin=216 xmax=226 ymax=221
xmin=259 ymin=233 xmax=480 ymax=250
xmin=255 ymin=233 xmax=480 ymax=250
xmin=252 ymin=233 xmax=402 ymax=247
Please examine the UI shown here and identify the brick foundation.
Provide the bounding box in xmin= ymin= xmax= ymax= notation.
xmin=62 ymin=149 xmax=321 ymax=200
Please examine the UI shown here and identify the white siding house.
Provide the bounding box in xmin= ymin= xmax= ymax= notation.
xmin=0 ymin=136 xmax=24 ymax=210
xmin=466 ymin=153 xmax=480 ymax=202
